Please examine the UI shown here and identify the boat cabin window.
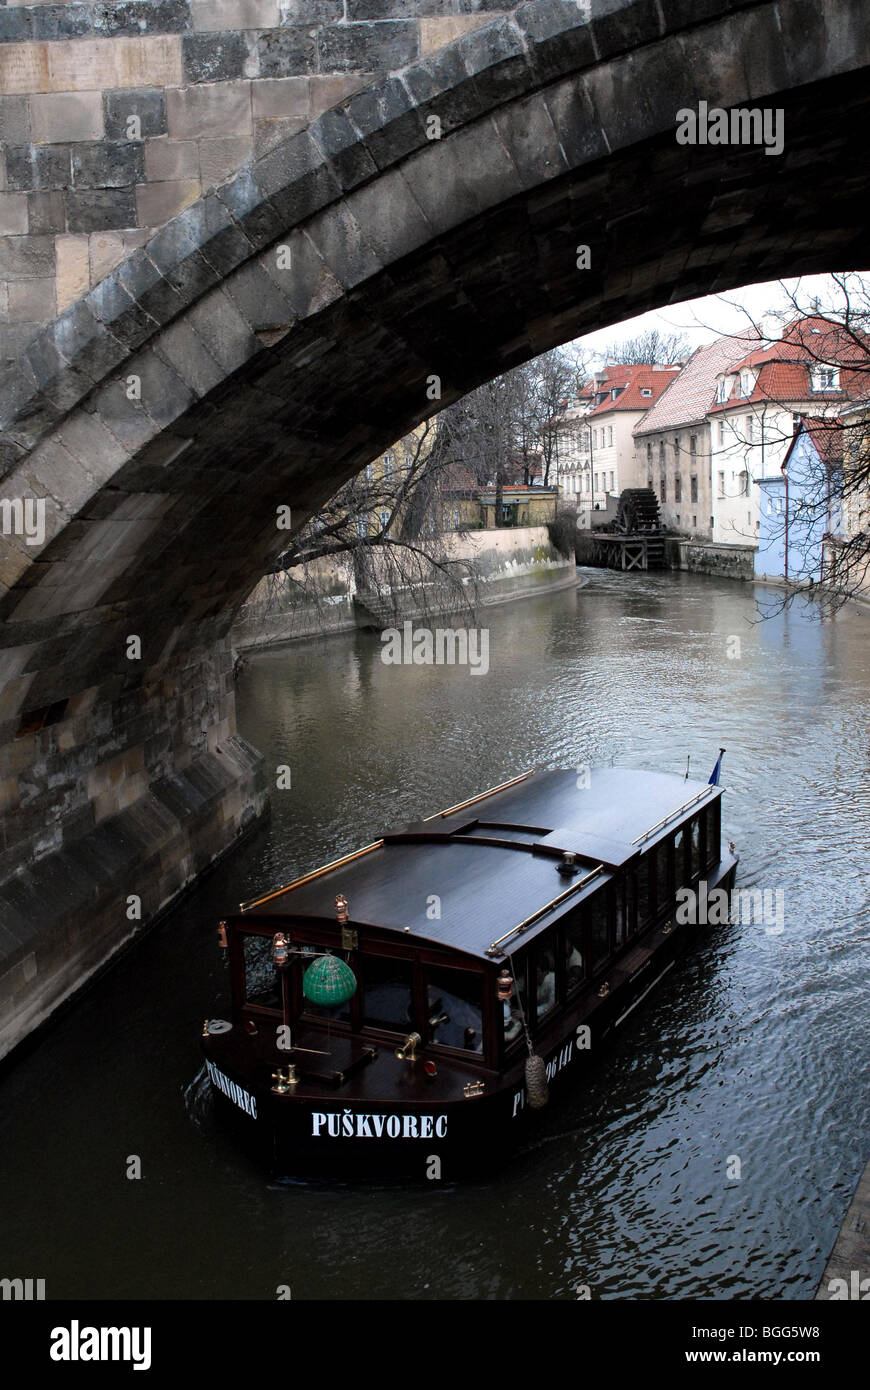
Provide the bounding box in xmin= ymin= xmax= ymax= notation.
xmin=362 ymin=954 xmax=414 ymax=1032
xmin=674 ymin=825 xmax=687 ymax=885
xmin=503 ymin=954 xmax=529 ymax=1046
xmin=587 ymin=890 xmax=611 ymax=975
xmin=425 ymin=965 xmax=483 ymax=1053
xmin=637 ymin=855 xmax=653 ymax=932
xmin=534 ymin=941 xmax=557 ymax=1022
xmin=707 ymin=799 xmax=721 ymax=869
xmin=653 ymin=835 xmax=671 ymax=917
xmin=242 ymin=934 xmax=281 ymax=1012
xmin=563 ymin=913 xmax=586 ymax=994
xmin=690 ymin=813 xmax=704 ymax=880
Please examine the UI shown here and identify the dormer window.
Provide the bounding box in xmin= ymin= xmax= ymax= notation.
xmin=740 ymin=370 xmax=752 ymax=397
xmin=812 ymin=367 xmax=839 ymax=391
xmin=715 ymin=377 xmax=729 ymax=404
xmin=640 ymin=388 xmax=652 ymax=397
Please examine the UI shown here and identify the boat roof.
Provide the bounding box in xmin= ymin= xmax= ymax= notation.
xmin=236 ymin=769 xmax=721 ymax=961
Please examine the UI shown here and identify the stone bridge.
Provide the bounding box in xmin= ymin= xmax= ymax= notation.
xmin=0 ymin=0 xmax=868 ymax=1057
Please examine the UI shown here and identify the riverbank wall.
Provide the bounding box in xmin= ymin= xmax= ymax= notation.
xmin=575 ymin=530 xmax=755 ymax=581
xmin=232 ymin=527 xmax=575 ymax=651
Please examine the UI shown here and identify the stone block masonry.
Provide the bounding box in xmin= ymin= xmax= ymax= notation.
xmin=0 ymin=1 xmax=505 ymax=363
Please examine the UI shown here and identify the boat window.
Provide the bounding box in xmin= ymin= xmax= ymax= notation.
xmin=503 ymin=954 xmax=529 ymax=1047
xmin=362 ymin=954 xmax=414 ymax=1033
xmin=242 ymin=934 xmax=281 ymax=1012
xmin=534 ymin=940 xmax=557 ymax=1022
xmin=625 ymin=871 xmax=638 ymax=939
xmin=654 ymin=837 xmax=671 ymax=916
xmin=563 ymin=914 xmax=586 ymax=993
xmin=614 ymin=881 xmax=627 ymax=948
xmin=690 ymin=815 xmax=703 ymax=880
xmin=637 ymin=855 xmax=652 ymax=931
xmin=297 ymin=943 xmax=352 ymax=1023
xmin=586 ymin=890 xmax=611 ymax=974
xmin=425 ymin=966 xmax=483 ymax=1053
xmin=708 ymin=800 xmax=721 ymax=868
xmin=674 ymin=826 xmax=687 ymax=886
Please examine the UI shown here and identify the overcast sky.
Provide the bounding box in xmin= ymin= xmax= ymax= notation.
xmin=575 ymin=273 xmax=865 ymax=364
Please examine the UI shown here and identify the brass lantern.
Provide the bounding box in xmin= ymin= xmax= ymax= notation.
xmin=497 ymin=969 xmax=514 ymax=1002
xmin=272 ymin=932 xmax=290 ymax=969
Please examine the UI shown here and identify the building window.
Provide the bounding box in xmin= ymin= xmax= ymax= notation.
xmin=641 ymin=387 xmax=652 ymax=397
xmin=660 ymin=476 xmax=667 ymax=502
xmin=690 ymin=475 xmax=698 ymax=503
xmin=692 ymin=515 xmax=697 ymax=527
xmin=741 ymin=369 xmax=751 ymax=397
xmin=812 ymin=367 xmax=839 ymax=391
xmin=608 ymin=426 xmax=613 ymax=446
xmin=716 ymin=378 xmax=728 ymax=403
xmin=365 ymin=463 xmax=374 ymax=481
xmin=356 ymin=517 xmax=368 ymax=538
xmin=404 ymin=452 xmax=413 ymax=473
xmin=379 ymin=510 xmax=390 ymax=534
xmin=658 ymin=442 xmax=665 ymax=465
xmin=746 ymin=414 xmax=755 ymax=442
xmin=718 ymin=420 xmax=725 ymax=445
xmin=689 ymin=435 xmax=697 ymax=455
xmin=646 ymin=443 xmax=652 ymax=464
xmin=609 ymin=471 xmax=615 ymax=490
xmin=718 ymin=470 xmax=725 ymax=497
xmin=739 ymin=470 xmax=749 ymax=496
xmin=594 ymin=474 xmax=599 ymax=492
xmin=592 ymin=429 xmax=597 ymax=448
xmin=647 ymin=477 xmax=653 ymax=491
xmin=674 ymin=475 xmax=682 ymax=503
xmin=383 ymin=453 xmax=394 ymax=478
xmin=673 ymin=436 xmax=680 ymax=459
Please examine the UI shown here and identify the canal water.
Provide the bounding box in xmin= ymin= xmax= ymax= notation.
xmin=2 ymin=570 xmax=869 ymax=1300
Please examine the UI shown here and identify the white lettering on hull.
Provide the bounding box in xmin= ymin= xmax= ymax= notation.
xmin=206 ymin=1060 xmax=258 ymax=1119
xmin=311 ymin=1110 xmax=448 ymax=1139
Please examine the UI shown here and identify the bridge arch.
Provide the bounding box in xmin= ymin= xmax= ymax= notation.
xmin=0 ymin=0 xmax=868 ymax=1054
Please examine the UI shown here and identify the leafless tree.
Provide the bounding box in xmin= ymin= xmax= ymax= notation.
xmin=604 ymin=328 xmax=691 ymax=365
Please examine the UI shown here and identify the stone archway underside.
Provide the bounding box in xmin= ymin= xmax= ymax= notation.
xmin=1 ymin=0 xmax=868 ymax=1056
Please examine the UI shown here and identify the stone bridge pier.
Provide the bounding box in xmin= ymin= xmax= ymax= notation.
xmin=1 ymin=0 xmax=869 ymax=1057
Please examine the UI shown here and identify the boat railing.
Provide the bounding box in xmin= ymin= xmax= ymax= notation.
xmin=485 ymin=863 xmax=605 ymax=957
xmin=238 ymin=840 xmax=385 ymax=912
xmin=423 ymin=770 xmax=534 ymax=822
xmin=630 ymin=784 xmax=714 ymax=847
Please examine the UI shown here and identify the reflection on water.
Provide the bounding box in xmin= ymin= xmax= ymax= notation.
xmin=1 ymin=570 xmax=869 ymax=1299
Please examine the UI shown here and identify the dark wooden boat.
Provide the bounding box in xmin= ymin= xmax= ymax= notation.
xmin=201 ymin=766 xmax=738 ymax=1179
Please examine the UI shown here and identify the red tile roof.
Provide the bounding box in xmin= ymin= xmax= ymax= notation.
xmin=587 ymin=364 xmax=680 ymax=417
xmin=709 ymin=315 xmax=870 ymax=413
xmin=634 ymin=333 xmax=759 ymax=436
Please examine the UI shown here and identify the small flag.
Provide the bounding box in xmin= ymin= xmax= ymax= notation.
xmin=708 ymin=748 xmax=726 ymax=786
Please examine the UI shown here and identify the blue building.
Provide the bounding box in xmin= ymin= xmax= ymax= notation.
xmin=755 ymin=419 xmax=843 ymax=584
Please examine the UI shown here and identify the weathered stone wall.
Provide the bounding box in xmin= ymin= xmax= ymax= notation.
xmin=232 ymin=524 xmax=574 ymax=648
xmin=0 ymin=0 xmax=508 ymax=362
xmin=675 ymin=538 xmax=755 ymax=580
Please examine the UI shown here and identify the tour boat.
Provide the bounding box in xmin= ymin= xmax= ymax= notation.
xmin=200 ymin=764 xmax=738 ymax=1179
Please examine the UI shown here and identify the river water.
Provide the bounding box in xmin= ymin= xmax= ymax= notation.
xmin=1 ymin=569 xmax=868 ymax=1300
